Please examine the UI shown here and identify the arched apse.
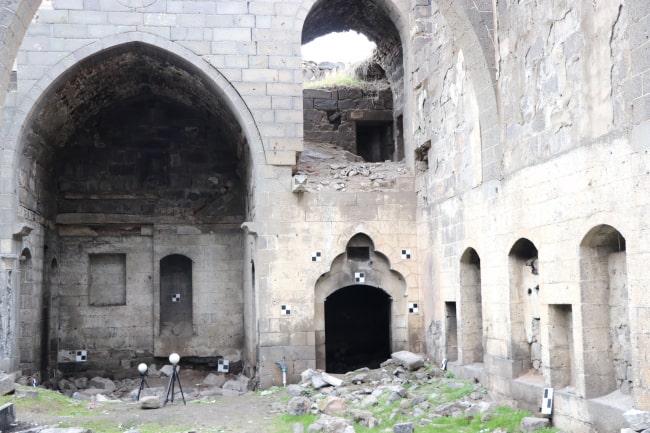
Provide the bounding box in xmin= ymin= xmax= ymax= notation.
xmin=314 ymin=233 xmax=407 ymax=371
xmin=14 ymin=40 xmax=251 ymax=224
xmin=579 ymin=224 xmax=630 ymax=398
xmin=5 ymin=37 xmax=251 ymax=373
xmin=508 ymin=238 xmax=540 ymax=378
xmin=458 ymin=247 xmax=484 ymax=365
xmin=2 ymin=33 xmax=268 ymax=230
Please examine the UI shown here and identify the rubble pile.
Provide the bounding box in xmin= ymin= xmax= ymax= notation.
xmin=0 ymin=351 xmax=569 ymax=433
xmin=278 ymin=351 xmax=503 ymax=433
xmin=296 ymin=142 xmax=410 ymax=192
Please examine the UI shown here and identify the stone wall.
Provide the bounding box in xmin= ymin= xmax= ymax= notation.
xmin=0 ymin=0 xmax=648 ymax=432
xmin=303 ymin=86 xmax=393 ymax=156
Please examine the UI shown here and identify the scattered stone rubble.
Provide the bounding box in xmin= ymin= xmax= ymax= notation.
xmin=0 ymin=351 xmax=612 ymax=432
xmin=11 ymin=363 xmax=252 ymax=409
xmin=296 ymin=142 xmax=410 ymax=192
xmin=278 ymin=351 xmax=556 ymax=433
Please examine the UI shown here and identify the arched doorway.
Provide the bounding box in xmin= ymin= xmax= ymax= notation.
xmin=325 ymin=285 xmax=391 ymax=373
xmin=315 ymin=233 xmax=407 ymax=371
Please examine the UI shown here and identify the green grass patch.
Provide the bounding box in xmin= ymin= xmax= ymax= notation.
xmin=271 ymin=413 xmax=317 ymax=433
xmin=0 ymin=386 xmax=94 ymax=417
xmin=304 ymin=74 xmax=365 ymax=89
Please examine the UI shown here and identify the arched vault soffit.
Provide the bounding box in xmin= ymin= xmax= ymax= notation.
xmin=4 ymin=33 xmax=266 ymax=179
xmin=315 ymin=233 xmax=407 ymax=303
xmin=298 ymin=0 xmax=406 ymax=55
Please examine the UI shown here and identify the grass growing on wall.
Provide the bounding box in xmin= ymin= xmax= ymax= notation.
xmin=304 ymin=73 xmax=365 ymax=89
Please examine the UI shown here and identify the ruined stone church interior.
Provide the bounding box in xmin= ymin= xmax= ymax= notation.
xmin=0 ymin=0 xmax=648 ymax=431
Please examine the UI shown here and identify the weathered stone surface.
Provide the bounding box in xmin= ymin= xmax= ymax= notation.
xmin=202 ymin=373 xmax=226 ymax=387
xmin=140 ymin=396 xmax=162 ymax=409
xmin=348 ymin=408 xmax=379 ymax=428
xmin=159 ymin=365 xmax=175 ymax=378
xmin=308 ymin=414 xmax=353 ymax=433
xmin=321 ymin=372 xmax=343 ymax=387
xmin=288 ymin=396 xmax=311 ymax=416
xmin=520 ymin=417 xmax=550 ymax=432
xmin=392 ymin=422 xmax=414 ymax=433
xmin=286 ymin=384 xmax=306 ymax=396
xmin=0 ymin=374 xmax=15 ymax=397
xmin=0 ymin=403 xmax=15 ymax=431
xmin=88 ymin=377 xmax=116 ymax=392
xmin=311 ymin=373 xmax=327 ymax=389
xmin=624 ymin=409 xmax=650 ymax=431
xmin=317 ymin=396 xmax=347 ymax=415
xmin=391 ymin=351 xmax=424 ymax=371
xmin=74 ymin=377 xmax=88 ymax=389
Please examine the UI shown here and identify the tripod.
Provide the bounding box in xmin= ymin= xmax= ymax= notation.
xmin=163 ymin=364 xmax=186 ymax=406
xmin=136 ymin=371 xmax=149 ymax=401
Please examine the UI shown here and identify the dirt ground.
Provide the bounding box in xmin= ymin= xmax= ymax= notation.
xmin=12 ymin=370 xmax=287 ymax=433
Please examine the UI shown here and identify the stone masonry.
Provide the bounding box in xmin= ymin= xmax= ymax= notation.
xmin=0 ymin=0 xmax=648 ymax=432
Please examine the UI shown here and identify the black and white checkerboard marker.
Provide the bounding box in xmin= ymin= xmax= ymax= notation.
xmin=541 ymin=388 xmax=553 ymax=415
xmin=354 ymin=272 xmax=365 ymax=283
xmin=281 ymin=305 xmax=291 ymax=315
xmin=76 ymin=350 xmax=87 ymax=362
xmin=172 ymin=293 xmax=180 ymax=302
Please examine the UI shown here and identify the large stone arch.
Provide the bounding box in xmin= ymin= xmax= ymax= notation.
xmin=2 ymin=32 xmax=266 ymax=226
xmin=314 ymin=233 xmax=408 ymax=370
xmin=0 ymin=0 xmax=40 ymax=111
xmin=434 ymin=0 xmax=501 ymax=181
xmin=1 ymin=32 xmax=256 ymax=373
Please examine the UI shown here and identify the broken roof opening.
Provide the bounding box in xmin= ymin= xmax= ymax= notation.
xmin=302 ymin=31 xmax=376 ymax=65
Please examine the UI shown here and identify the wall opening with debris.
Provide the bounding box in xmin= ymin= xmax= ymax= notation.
xmin=508 ymin=239 xmax=540 ymax=379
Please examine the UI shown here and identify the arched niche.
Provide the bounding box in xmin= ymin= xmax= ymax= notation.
xmin=508 ymin=238 xmax=540 ymax=378
xmin=579 ymin=224 xmax=629 ymax=398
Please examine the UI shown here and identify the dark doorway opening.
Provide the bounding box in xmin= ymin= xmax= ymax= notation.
xmin=356 ymin=122 xmax=393 ymax=162
xmin=325 ymin=285 xmax=391 ymax=373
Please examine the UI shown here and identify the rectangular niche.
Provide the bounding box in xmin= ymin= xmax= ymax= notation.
xmin=89 ymin=253 xmax=126 ymax=306
xmin=445 ymin=301 xmax=459 ymax=362
xmin=549 ymin=304 xmax=575 ymax=389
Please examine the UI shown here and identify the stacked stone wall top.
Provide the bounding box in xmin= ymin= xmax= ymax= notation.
xmin=303 ymin=86 xmax=393 ymax=152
